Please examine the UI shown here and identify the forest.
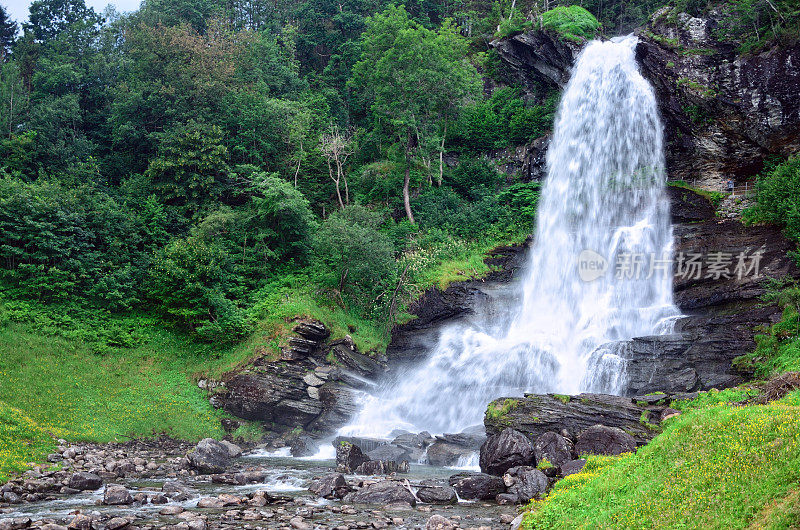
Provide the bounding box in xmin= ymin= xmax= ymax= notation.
xmin=0 ymin=0 xmax=798 ymax=353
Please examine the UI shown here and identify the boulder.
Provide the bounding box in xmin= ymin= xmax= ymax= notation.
xmin=575 ymin=425 xmax=636 ymax=456
xmin=502 ymin=466 xmax=549 ymax=503
xmin=366 ymin=444 xmax=411 ymax=463
xmin=336 ymin=441 xmax=370 ymax=473
xmin=425 ymin=515 xmax=456 ymax=530
xmin=392 ymin=432 xmax=433 ymax=461
xmin=533 ymin=431 xmax=574 ymax=469
xmin=219 ymin=440 xmax=242 ymax=458
xmin=67 ymin=472 xmax=103 ymax=491
xmin=415 ymin=480 xmax=457 ymax=505
xmin=447 ymin=472 xmax=505 ymax=501
xmin=344 ymin=480 xmax=416 ymax=506
xmin=479 ymin=428 xmax=535 ymax=476
xmin=560 ymin=459 xmax=586 ymax=477
xmin=187 ymin=438 xmax=231 ymax=474
xmin=103 ymin=484 xmax=133 ymax=505
xmin=426 ymin=442 xmax=473 ymax=467
xmin=308 ymin=473 xmax=349 ymax=499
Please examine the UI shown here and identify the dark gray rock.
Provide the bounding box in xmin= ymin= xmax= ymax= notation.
xmin=308 ymin=473 xmax=349 ymax=499
xmin=336 ymin=441 xmax=369 ymax=473
xmin=636 ymin=8 xmax=800 ymax=187
xmin=344 ymin=480 xmax=416 ymax=506
xmin=503 ymin=466 xmax=549 ymax=503
xmin=187 ymin=438 xmax=231 ymax=474
xmin=289 ymin=434 xmax=319 ymax=458
xmin=68 ymin=472 xmax=102 ymax=491
xmin=560 ymin=459 xmax=586 ymax=477
xmin=447 ymin=472 xmax=505 ymax=501
xmin=575 ymin=425 xmax=637 ymax=456
xmin=479 ymin=428 xmax=535 ymax=476
xmin=437 ymin=431 xmax=485 ymax=449
xmin=489 ymin=29 xmax=581 ymax=92
xmin=415 ymin=479 xmax=457 ymax=505
xmin=533 ymin=431 xmax=574 ymax=469
xmin=392 ymin=432 xmax=433 ymax=461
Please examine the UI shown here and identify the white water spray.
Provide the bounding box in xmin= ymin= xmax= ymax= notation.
xmin=342 ymin=36 xmax=679 ymax=437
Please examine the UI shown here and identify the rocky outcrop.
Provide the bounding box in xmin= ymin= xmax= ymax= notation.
xmin=635 ymin=7 xmax=800 ymax=188
xmin=212 ymin=319 xmax=382 ymax=438
xmin=489 ymin=30 xmax=580 ymax=92
xmin=386 ymin=243 xmax=529 ymax=364
xmin=484 ymin=393 xmax=659 ymax=444
xmin=619 ymin=187 xmax=800 ymax=395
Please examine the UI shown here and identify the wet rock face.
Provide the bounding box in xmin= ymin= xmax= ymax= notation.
xmin=533 ymin=432 xmax=574 ymax=469
xmin=635 ymin=7 xmax=800 ymax=187
xmin=621 ymin=188 xmax=800 ymax=395
xmin=501 ymin=466 xmax=549 ymax=504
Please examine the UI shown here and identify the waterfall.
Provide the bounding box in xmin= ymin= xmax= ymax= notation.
xmin=341 ymin=36 xmax=679 ymax=437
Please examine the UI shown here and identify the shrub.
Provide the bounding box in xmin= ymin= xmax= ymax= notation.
xmin=541 ymin=6 xmax=601 ymax=42
xmin=146 ymin=237 xmax=250 ymax=343
xmin=312 ymin=205 xmax=397 ymax=314
xmin=449 ymin=87 xmax=558 ymax=153
xmin=744 ymin=156 xmax=800 ymax=263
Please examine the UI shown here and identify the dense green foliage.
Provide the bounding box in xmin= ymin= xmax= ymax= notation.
xmin=541 ymin=6 xmax=601 ymax=42
xmin=745 ymin=156 xmax=800 ymax=263
xmin=0 ymin=0 xmax=558 ymax=348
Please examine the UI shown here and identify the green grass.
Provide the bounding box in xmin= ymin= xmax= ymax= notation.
xmin=0 ymin=321 xmax=227 ymax=444
xmin=523 ymin=391 xmax=800 ymax=529
xmin=736 ymin=308 xmax=800 ymax=378
xmin=668 ymin=180 xmax=726 ymax=208
xmin=486 ymin=398 xmax=520 ymax=421
xmin=0 ymin=401 xmax=57 ymax=482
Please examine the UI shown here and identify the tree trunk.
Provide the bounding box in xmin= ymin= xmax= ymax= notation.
xmin=403 ymin=162 xmax=415 ymax=224
xmin=438 ymin=124 xmax=447 ymax=186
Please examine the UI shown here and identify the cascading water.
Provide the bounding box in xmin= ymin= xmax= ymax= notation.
xmin=341 ymin=36 xmax=679 ymax=437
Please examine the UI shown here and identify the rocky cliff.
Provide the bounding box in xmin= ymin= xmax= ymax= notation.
xmin=620 ymin=187 xmax=799 ymax=395
xmin=636 ymin=7 xmax=800 ymax=189
xmin=490 ymin=9 xmax=800 ymax=188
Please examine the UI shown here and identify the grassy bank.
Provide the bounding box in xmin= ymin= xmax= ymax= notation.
xmin=523 ymin=388 xmax=800 ymax=529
